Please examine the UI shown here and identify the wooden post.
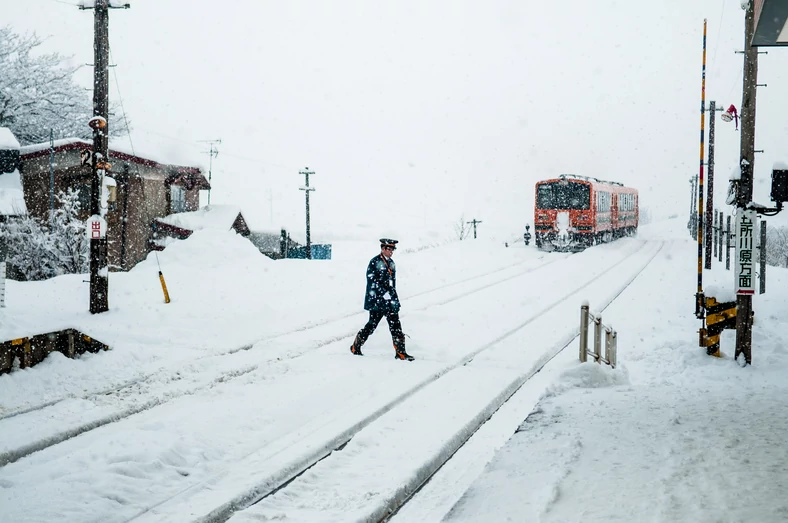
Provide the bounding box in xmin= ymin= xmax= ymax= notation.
xmin=705 ymin=100 xmax=717 ymax=270
xmin=735 ymin=2 xmax=759 ymax=365
xmin=299 ymin=168 xmax=316 ymax=259
xmin=726 ymin=215 xmax=732 ymax=270
xmin=760 ymin=220 xmax=766 ymax=294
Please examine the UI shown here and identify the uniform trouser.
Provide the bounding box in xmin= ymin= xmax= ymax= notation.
xmin=355 ymin=309 xmax=405 ymax=350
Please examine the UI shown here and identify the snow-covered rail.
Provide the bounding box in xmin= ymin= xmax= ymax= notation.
xmin=125 ymin=240 xmax=663 ymax=523
xmin=0 ymin=255 xmax=566 ymax=467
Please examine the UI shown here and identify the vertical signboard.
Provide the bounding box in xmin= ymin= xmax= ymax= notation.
xmin=735 ymin=209 xmax=757 ymax=295
xmin=0 ymin=261 xmax=5 ymax=308
xmin=87 ymin=216 xmax=107 ymax=240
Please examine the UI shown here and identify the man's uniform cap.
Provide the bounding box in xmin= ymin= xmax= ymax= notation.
xmin=380 ymin=238 xmax=398 ymax=248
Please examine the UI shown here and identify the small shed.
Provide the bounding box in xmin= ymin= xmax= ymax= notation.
xmin=19 ymin=138 xmax=209 ymax=271
xmin=151 ymin=205 xmax=251 ymax=250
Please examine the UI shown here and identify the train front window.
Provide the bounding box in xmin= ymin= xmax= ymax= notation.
xmin=536 ymin=182 xmax=590 ymax=210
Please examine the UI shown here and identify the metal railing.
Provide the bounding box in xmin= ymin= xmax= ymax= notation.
xmin=0 ymin=261 xmax=5 ymax=308
xmin=579 ymin=303 xmax=617 ymax=368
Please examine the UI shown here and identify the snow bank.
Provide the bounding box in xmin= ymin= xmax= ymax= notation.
xmin=543 ymin=361 xmax=630 ymax=398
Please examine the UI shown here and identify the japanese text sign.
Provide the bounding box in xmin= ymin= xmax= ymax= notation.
xmin=735 ymin=209 xmax=757 ymax=295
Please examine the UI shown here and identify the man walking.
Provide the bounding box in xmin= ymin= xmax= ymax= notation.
xmin=350 ymin=238 xmax=415 ymax=361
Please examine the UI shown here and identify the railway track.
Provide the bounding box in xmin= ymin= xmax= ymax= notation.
xmin=0 ymin=253 xmax=568 ymax=467
xmin=121 ymin=239 xmax=663 ymax=523
xmin=0 ymin=240 xmax=661 ymax=523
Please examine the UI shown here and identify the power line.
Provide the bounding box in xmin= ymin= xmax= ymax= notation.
xmin=108 ymin=46 xmax=135 ymax=157
xmin=710 ymin=0 xmax=727 ymax=74
xmin=129 ymin=126 xmax=292 ymax=170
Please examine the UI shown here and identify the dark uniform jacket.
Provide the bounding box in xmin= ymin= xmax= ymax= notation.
xmin=363 ymin=254 xmax=400 ymax=312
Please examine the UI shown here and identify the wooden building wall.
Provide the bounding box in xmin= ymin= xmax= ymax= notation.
xmin=20 ymin=147 xmax=204 ymax=271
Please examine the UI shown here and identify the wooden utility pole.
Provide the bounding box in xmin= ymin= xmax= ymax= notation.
xmin=49 ymin=129 xmax=55 ymax=231
xmin=81 ymin=0 xmax=128 ymax=314
xmin=199 ymin=139 xmax=221 ymax=205
xmin=735 ymin=1 xmax=759 ymax=364
xmin=705 ymin=100 xmax=722 ymax=270
xmin=88 ymin=0 xmax=110 ymax=313
xmin=299 ymin=167 xmax=315 ymax=259
xmin=466 ymin=218 xmax=482 ymax=239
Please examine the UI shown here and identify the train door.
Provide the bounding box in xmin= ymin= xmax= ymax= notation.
xmin=611 ymin=193 xmax=619 ymax=232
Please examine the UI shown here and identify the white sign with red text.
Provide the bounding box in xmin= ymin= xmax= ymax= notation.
xmin=87 ymin=215 xmax=107 ymax=240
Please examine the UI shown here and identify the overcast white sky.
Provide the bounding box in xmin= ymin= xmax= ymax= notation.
xmin=5 ymin=0 xmax=788 ymax=240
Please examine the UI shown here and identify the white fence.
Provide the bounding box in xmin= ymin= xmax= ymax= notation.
xmin=0 ymin=261 xmax=5 ymax=308
xmin=579 ymin=303 xmax=616 ymax=368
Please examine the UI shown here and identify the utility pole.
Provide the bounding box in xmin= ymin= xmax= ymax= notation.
xmin=80 ymin=0 xmax=127 ymax=314
xmin=299 ymin=167 xmax=315 ymax=259
xmin=199 ymin=139 xmax=221 ymax=205
xmin=735 ymin=1 xmax=759 ymax=365
xmin=705 ymin=101 xmax=725 ymax=269
xmin=49 ymin=129 xmax=55 ymax=231
xmin=466 ymin=218 xmax=482 ymax=239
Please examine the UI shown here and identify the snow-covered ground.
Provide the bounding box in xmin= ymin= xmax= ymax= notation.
xmin=0 ymin=216 xmax=786 ymax=523
xmin=440 ymin=221 xmax=788 ymax=523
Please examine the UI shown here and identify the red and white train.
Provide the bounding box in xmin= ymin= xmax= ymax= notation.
xmin=534 ymin=174 xmax=638 ymax=251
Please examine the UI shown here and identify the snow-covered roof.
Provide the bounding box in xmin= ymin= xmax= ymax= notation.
xmin=0 ymin=169 xmax=28 ymax=216
xmin=19 ymin=138 xmax=86 ymax=156
xmin=20 ymin=134 xmax=203 ymax=172
xmin=157 ymin=205 xmax=243 ymax=232
xmin=0 ymin=128 xmax=20 ymax=150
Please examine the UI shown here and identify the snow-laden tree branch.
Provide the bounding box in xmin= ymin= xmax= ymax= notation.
xmin=0 ymin=25 xmax=129 ymax=145
xmin=0 ymin=188 xmax=89 ymax=280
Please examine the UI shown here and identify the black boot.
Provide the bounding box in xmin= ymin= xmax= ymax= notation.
xmin=350 ymin=334 xmax=364 ymax=356
xmin=393 ymin=338 xmax=414 ymax=361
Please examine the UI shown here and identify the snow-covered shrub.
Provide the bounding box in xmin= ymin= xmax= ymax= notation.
xmin=0 ymin=188 xmax=88 ymax=280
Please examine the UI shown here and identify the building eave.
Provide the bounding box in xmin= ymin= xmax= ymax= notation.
xmin=20 ymin=140 xmax=202 ymax=175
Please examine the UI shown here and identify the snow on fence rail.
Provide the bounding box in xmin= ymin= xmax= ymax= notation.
xmin=579 ymin=302 xmax=617 ymax=368
xmin=0 ymin=261 xmax=5 ymax=308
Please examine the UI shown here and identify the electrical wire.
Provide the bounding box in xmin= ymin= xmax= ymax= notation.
xmin=108 ymin=45 xmax=135 ymax=159
xmin=710 ymin=0 xmax=726 ymax=75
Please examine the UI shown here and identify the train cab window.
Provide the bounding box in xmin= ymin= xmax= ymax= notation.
xmin=536 ymin=182 xmax=590 ymax=210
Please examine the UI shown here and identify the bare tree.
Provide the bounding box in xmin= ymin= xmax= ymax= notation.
xmin=765 ymin=225 xmax=788 ymax=268
xmin=453 ymin=214 xmax=471 ymax=240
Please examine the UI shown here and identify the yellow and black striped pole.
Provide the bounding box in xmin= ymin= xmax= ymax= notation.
xmin=695 ymin=19 xmax=707 ymax=320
